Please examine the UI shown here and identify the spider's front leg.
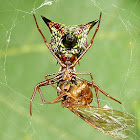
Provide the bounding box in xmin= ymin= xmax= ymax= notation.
xmin=33 ymin=14 xmax=66 ymax=68
xmin=45 ymin=71 xmax=64 ymax=80
xmin=70 ymin=12 xmax=102 ymax=68
xmin=72 ymin=71 xmax=94 ymax=85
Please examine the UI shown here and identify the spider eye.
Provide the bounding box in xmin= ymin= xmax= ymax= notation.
xmin=62 ymin=34 xmax=77 ymax=49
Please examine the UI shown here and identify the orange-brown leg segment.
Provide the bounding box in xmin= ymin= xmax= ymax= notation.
xmin=30 ymin=79 xmax=62 ymax=116
xmin=33 ymin=14 xmax=66 ymax=68
xmin=70 ymin=12 xmax=102 ymax=68
xmin=72 ymin=72 xmax=94 ymax=84
xmin=88 ymin=81 xmax=122 ymax=105
xmin=75 ymin=75 xmax=121 ymax=105
xmin=45 ymin=71 xmax=63 ymax=79
xmin=95 ymin=87 xmax=100 ymax=107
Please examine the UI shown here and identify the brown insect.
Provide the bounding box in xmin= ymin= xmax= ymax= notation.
xmin=30 ymin=13 xmax=134 ymax=139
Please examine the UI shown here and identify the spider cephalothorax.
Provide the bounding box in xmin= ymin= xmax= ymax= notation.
xmin=42 ymin=16 xmax=98 ymax=64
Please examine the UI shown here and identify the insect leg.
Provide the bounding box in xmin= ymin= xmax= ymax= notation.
xmin=45 ymin=72 xmax=59 ymax=79
xmin=33 ymin=14 xmax=66 ymax=68
xmin=42 ymin=92 xmax=66 ymax=104
xmin=45 ymin=71 xmax=63 ymax=80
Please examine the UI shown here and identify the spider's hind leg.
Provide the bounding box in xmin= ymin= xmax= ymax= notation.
xmin=30 ymin=78 xmax=61 ymax=116
xmin=30 ymin=80 xmax=50 ymax=116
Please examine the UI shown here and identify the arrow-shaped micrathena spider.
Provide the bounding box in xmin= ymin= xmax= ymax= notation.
xmin=30 ymin=13 xmax=134 ymax=139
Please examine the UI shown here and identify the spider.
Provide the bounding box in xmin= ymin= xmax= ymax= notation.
xmin=30 ymin=12 xmax=122 ymax=116
xmin=30 ymin=12 xmax=135 ymax=139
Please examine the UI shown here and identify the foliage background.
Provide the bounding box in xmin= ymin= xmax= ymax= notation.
xmin=0 ymin=0 xmax=140 ymax=140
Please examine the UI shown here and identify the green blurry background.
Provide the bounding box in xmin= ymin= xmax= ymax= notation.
xmin=0 ymin=0 xmax=140 ymax=140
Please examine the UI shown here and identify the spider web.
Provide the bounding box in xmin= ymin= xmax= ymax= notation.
xmin=0 ymin=0 xmax=140 ymax=140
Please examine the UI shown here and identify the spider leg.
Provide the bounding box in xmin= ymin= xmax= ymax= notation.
xmin=30 ymin=80 xmax=51 ymax=116
xmin=88 ymin=81 xmax=122 ymax=104
xmin=72 ymin=72 xmax=101 ymax=107
xmin=30 ymin=76 xmax=78 ymax=116
xmin=72 ymin=71 xmax=94 ymax=85
xmin=45 ymin=72 xmax=59 ymax=79
xmin=30 ymin=79 xmax=61 ymax=116
xmin=33 ymin=14 xmax=66 ymax=68
xmin=45 ymin=71 xmax=64 ymax=80
xmin=95 ymin=86 xmax=100 ymax=107
xmin=75 ymin=75 xmax=121 ymax=105
xmin=70 ymin=12 xmax=102 ymax=68
xmin=43 ymin=92 xmax=66 ymax=104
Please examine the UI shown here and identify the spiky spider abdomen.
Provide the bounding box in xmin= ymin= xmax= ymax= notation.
xmin=42 ymin=16 xmax=98 ymax=64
